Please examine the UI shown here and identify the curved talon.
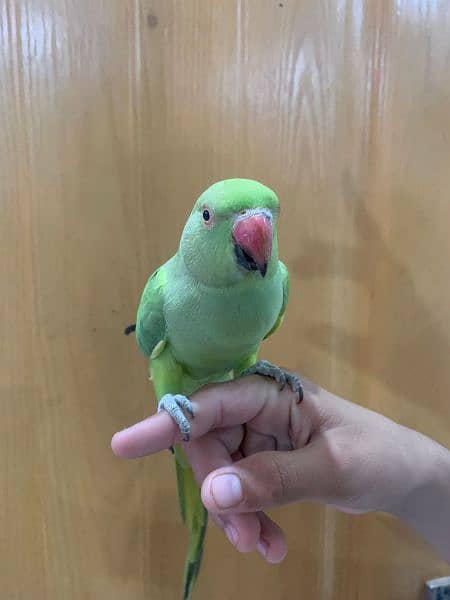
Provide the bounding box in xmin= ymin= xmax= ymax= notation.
xmin=289 ymin=374 xmax=304 ymax=403
xmin=158 ymin=394 xmax=194 ymax=441
xmin=241 ymin=360 xmax=304 ymax=403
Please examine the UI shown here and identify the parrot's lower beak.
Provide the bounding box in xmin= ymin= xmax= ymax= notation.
xmin=232 ymin=209 xmax=273 ymax=277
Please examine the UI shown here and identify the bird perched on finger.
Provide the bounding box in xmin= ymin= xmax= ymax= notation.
xmin=125 ymin=178 xmax=302 ymax=599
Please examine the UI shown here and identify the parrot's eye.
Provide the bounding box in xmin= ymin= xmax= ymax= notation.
xmin=201 ymin=205 xmax=214 ymax=227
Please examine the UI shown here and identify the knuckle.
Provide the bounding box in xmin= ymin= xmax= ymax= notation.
xmin=249 ymin=453 xmax=293 ymax=506
xmin=326 ymin=437 xmax=350 ymax=473
xmin=269 ymin=454 xmax=291 ymax=504
xmin=322 ymin=431 xmax=360 ymax=498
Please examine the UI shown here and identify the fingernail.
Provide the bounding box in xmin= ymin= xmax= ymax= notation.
xmin=224 ymin=524 xmax=238 ymax=546
xmin=257 ymin=539 xmax=268 ymax=558
xmin=210 ymin=474 xmax=243 ymax=509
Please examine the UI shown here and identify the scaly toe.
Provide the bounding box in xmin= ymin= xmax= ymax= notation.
xmin=275 ymin=370 xmax=287 ymax=389
xmin=175 ymin=394 xmax=194 ymax=418
xmin=157 ymin=394 xmax=193 ymax=441
xmin=286 ymin=374 xmax=304 ymax=403
xmin=241 ymin=361 xmax=304 ymax=403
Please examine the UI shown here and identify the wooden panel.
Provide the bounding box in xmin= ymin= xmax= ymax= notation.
xmin=1 ymin=1 xmax=449 ymax=598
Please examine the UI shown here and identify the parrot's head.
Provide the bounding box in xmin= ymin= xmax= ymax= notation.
xmin=180 ymin=179 xmax=280 ymax=286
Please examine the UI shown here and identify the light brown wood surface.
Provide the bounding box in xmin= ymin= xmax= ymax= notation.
xmin=1 ymin=1 xmax=449 ymax=598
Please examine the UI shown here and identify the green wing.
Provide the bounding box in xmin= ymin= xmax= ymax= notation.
xmin=264 ymin=260 xmax=290 ymax=340
xmin=135 ymin=266 xmax=167 ymax=357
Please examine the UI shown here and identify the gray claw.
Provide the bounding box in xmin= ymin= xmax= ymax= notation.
xmin=241 ymin=360 xmax=304 ymax=402
xmin=157 ymin=394 xmax=194 ymax=441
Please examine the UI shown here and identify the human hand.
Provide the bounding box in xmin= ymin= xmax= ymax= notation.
xmin=111 ymin=374 xmax=448 ymax=563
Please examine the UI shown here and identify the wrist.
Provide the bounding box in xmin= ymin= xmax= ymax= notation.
xmin=392 ymin=429 xmax=450 ymax=517
xmin=390 ymin=428 xmax=450 ymax=562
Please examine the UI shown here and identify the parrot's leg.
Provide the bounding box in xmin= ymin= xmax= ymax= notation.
xmin=241 ymin=359 xmax=303 ymax=402
xmin=150 ymin=348 xmax=196 ymax=441
xmin=158 ymin=394 xmax=194 ymax=441
xmin=234 ymin=351 xmax=259 ymax=376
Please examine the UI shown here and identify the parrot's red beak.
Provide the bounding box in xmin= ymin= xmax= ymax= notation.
xmin=232 ymin=210 xmax=273 ymax=277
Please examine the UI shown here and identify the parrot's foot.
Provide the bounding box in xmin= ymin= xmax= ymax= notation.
xmin=241 ymin=360 xmax=303 ymax=402
xmin=157 ymin=394 xmax=194 ymax=442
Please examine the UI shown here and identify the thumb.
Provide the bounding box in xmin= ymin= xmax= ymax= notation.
xmin=201 ymin=440 xmax=341 ymax=514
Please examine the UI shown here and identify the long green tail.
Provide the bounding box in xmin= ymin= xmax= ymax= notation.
xmin=148 ymin=348 xmax=235 ymax=599
xmin=174 ymin=446 xmax=208 ymax=600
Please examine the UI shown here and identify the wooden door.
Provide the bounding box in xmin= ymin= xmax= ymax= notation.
xmin=1 ymin=1 xmax=449 ymax=598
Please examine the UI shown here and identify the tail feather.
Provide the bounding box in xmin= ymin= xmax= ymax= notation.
xmin=174 ymin=447 xmax=208 ymax=600
xmin=182 ymin=510 xmax=208 ymax=600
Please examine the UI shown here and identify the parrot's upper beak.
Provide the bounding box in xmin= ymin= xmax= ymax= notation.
xmin=232 ymin=209 xmax=273 ymax=277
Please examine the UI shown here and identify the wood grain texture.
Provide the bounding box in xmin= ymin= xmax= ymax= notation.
xmin=1 ymin=1 xmax=449 ymax=598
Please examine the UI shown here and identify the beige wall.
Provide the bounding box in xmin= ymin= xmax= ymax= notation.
xmin=1 ymin=1 xmax=449 ymax=598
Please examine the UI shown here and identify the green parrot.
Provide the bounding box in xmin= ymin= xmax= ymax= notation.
xmin=126 ymin=178 xmax=302 ymax=599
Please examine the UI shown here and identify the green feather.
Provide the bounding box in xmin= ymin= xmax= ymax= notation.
xmin=149 ymin=351 xmax=234 ymax=599
xmin=174 ymin=447 xmax=208 ymax=600
xmin=133 ymin=179 xmax=290 ymax=599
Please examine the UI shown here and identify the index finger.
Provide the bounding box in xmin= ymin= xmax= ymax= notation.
xmin=111 ymin=376 xmax=295 ymax=458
